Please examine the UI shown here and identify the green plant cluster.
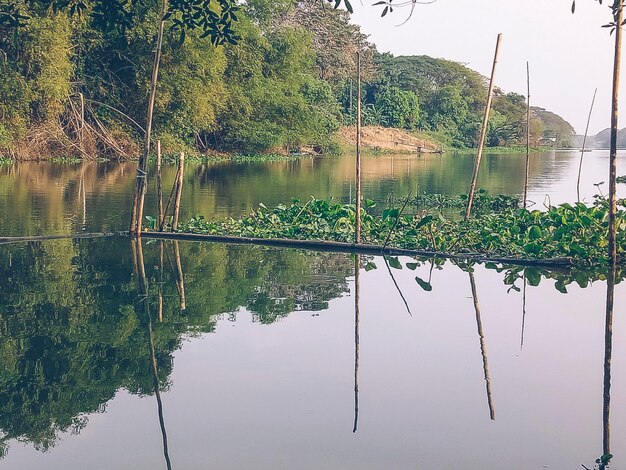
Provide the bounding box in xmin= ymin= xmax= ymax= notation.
xmin=178 ymin=195 xmax=626 ymax=267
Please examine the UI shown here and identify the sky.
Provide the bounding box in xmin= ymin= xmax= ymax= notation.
xmin=349 ymin=0 xmax=621 ymax=135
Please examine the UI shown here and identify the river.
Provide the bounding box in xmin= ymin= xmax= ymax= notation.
xmin=0 ymin=150 xmax=624 ymax=469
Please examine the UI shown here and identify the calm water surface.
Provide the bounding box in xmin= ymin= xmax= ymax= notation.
xmin=0 ymin=151 xmax=625 ymax=469
xmin=2 ymin=150 xmax=626 ymax=236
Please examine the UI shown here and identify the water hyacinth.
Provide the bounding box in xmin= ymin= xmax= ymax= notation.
xmin=176 ymin=193 xmax=626 ymax=268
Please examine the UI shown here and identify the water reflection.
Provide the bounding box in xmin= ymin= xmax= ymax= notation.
xmin=133 ymin=240 xmax=173 ymax=470
xmin=353 ymin=256 xmax=360 ymax=434
xmin=3 ymin=150 xmax=626 ymax=237
xmin=0 ymin=238 xmax=624 ymax=469
xmin=469 ymin=272 xmax=495 ymax=421
xmin=600 ymin=264 xmax=615 ymax=470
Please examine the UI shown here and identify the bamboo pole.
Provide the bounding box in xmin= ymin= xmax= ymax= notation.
xmin=171 ymin=152 xmax=184 ymax=232
xmin=130 ymin=0 xmax=168 ymax=235
xmin=355 ymin=52 xmax=362 ymax=244
xmin=577 ymin=89 xmax=598 ymax=203
xmin=79 ymin=92 xmax=85 ymax=152
xmin=469 ymin=272 xmax=495 ymax=421
xmin=608 ymin=1 xmax=623 ymax=270
xmin=156 ymin=140 xmax=164 ymax=231
xmin=352 ymin=255 xmax=360 ymax=434
xmin=138 ymin=231 xmax=575 ymax=268
xmin=465 ymin=34 xmax=503 ymax=220
xmin=523 ymin=62 xmax=530 ymax=209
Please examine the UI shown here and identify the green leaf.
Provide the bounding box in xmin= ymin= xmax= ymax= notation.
xmin=528 ymin=225 xmax=542 ymax=240
xmin=365 ymin=261 xmax=377 ymax=272
xmin=387 ymin=257 xmax=402 ymax=269
xmin=382 ymin=208 xmax=399 ymax=221
xmin=416 ymin=215 xmax=433 ymax=229
xmin=406 ymin=262 xmax=418 ymax=270
xmin=415 ymin=276 xmax=433 ymax=291
xmin=525 ymin=268 xmax=541 ymax=287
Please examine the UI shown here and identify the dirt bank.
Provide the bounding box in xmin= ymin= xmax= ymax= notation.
xmin=338 ymin=126 xmax=441 ymax=153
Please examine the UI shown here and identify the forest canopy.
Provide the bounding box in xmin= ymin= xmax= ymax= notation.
xmin=0 ymin=0 xmax=575 ymax=158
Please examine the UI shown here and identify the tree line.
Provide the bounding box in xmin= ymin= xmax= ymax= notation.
xmin=0 ymin=0 xmax=575 ymax=158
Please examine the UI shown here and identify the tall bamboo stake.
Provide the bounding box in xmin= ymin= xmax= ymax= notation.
xmin=608 ymin=1 xmax=623 ymax=270
xmin=156 ymin=140 xmax=164 ymax=231
xmin=130 ymin=0 xmax=168 ymax=235
xmin=352 ymin=255 xmax=360 ymax=433
xmin=465 ymin=34 xmax=503 ymax=220
xmin=355 ymin=52 xmax=362 ymax=244
xmin=469 ymin=272 xmax=495 ymax=420
xmin=171 ymin=152 xmax=184 ymax=232
xmin=576 ymin=89 xmax=598 ymax=203
xmin=523 ymin=62 xmax=530 ymax=208
xmin=79 ymin=92 xmax=85 ymax=152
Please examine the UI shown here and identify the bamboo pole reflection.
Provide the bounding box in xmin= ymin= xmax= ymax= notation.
xmin=600 ymin=264 xmax=615 ymax=470
xmin=468 ymin=272 xmax=495 ymax=421
xmin=158 ymin=241 xmax=164 ymax=322
xmin=132 ymin=240 xmax=173 ymax=470
xmin=520 ymin=275 xmax=527 ymax=350
xmin=383 ymin=256 xmax=412 ymax=317
xmin=173 ymin=241 xmax=186 ymax=312
xmin=353 ymin=255 xmax=360 ymax=434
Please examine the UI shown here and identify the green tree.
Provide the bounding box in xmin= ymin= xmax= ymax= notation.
xmin=374 ymin=85 xmax=419 ymax=128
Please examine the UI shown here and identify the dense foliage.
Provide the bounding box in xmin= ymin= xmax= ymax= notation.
xmin=0 ymin=0 xmax=576 ymax=158
xmin=364 ymin=55 xmax=575 ymax=149
xmin=0 ymin=0 xmax=344 ymax=157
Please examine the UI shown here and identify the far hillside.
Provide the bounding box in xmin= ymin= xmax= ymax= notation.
xmin=357 ymin=54 xmax=577 ymax=150
xmin=574 ymin=127 xmax=626 ymax=148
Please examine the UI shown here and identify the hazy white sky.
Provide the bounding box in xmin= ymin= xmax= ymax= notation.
xmin=350 ymin=0 xmax=621 ymax=135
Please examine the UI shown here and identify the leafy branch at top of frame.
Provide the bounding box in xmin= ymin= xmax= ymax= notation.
xmin=0 ymin=0 xmax=242 ymax=45
xmin=572 ymin=0 xmax=626 ymax=34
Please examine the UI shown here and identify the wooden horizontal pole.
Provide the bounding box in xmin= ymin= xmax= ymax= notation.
xmin=134 ymin=231 xmax=574 ymax=269
xmin=0 ymin=232 xmax=117 ymax=245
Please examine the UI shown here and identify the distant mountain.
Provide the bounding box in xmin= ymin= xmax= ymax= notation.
xmin=572 ymin=127 xmax=626 ymax=148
